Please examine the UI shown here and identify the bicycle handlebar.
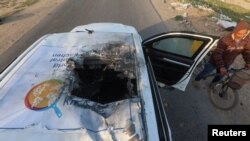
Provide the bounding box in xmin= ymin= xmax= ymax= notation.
xmin=230 ymin=67 xmax=248 ymax=72
xmin=203 ymin=67 xmax=248 ymax=79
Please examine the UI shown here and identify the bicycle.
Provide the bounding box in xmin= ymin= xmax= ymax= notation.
xmin=205 ymin=68 xmax=250 ymax=110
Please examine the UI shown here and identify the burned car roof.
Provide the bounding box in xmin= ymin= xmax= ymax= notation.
xmin=0 ymin=31 xmax=159 ymax=141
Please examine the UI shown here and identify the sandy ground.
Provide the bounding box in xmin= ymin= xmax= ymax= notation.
xmin=224 ymin=0 xmax=250 ymax=10
xmin=0 ymin=0 xmax=64 ymax=55
xmin=152 ymin=0 xmax=228 ymax=36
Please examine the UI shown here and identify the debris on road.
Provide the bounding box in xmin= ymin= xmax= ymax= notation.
xmin=170 ymin=2 xmax=191 ymax=10
xmin=217 ymin=19 xmax=236 ymax=29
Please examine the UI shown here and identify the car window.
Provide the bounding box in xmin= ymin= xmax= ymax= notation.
xmin=152 ymin=37 xmax=204 ymax=58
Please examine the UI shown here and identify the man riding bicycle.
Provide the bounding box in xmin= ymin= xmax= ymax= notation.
xmin=194 ymin=20 xmax=250 ymax=87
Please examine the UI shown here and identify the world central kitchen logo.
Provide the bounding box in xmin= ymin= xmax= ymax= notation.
xmin=24 ymin=79 xmax=64 ymax=118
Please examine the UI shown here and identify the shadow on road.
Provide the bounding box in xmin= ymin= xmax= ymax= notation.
xmin=2 ymin=13 xmax=34 ymax=24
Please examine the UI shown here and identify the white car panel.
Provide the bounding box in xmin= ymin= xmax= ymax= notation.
xmin=0 ymin=30 xmax=160 ymax=141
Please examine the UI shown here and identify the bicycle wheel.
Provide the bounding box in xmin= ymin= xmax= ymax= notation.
xmin=209 ymin=83 xmax=239 ymax=110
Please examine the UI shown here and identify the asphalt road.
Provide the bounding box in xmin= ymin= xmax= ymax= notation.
xmin=0 ymin=0 xmax=166 ymax=72
xmin=160 ymin=76 xmax=250 ymax=141
xmin=1 ymin=0 xmax=249 ymax=141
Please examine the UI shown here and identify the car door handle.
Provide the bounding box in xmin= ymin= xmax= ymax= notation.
xmin=162 ymin=58 xmax=190 ymax=67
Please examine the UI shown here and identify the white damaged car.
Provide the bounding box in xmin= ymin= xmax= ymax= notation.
xmin=0 ymin=23 xmax=218 ymax=141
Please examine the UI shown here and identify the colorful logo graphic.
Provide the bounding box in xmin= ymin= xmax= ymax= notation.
xmin=25 ymin=79 xmax=64 ymax=118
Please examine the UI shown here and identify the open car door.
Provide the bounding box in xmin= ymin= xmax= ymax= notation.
xmin=143 ymin=32 xmax=219 ymax=91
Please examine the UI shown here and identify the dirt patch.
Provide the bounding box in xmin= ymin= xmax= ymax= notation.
xmin=224 ymin=0 xmax=250 ymax=10
xmin=0 ymin=0 xmax=64 ymax=55
xmin=0 ymin=0 xmax=34 ymax=18
xmin=153 ymin=0 xmax=229 ymax=36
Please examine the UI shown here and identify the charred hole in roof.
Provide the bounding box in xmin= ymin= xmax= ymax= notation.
xmin=67 ymin=43 xmax=137 ymax=104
